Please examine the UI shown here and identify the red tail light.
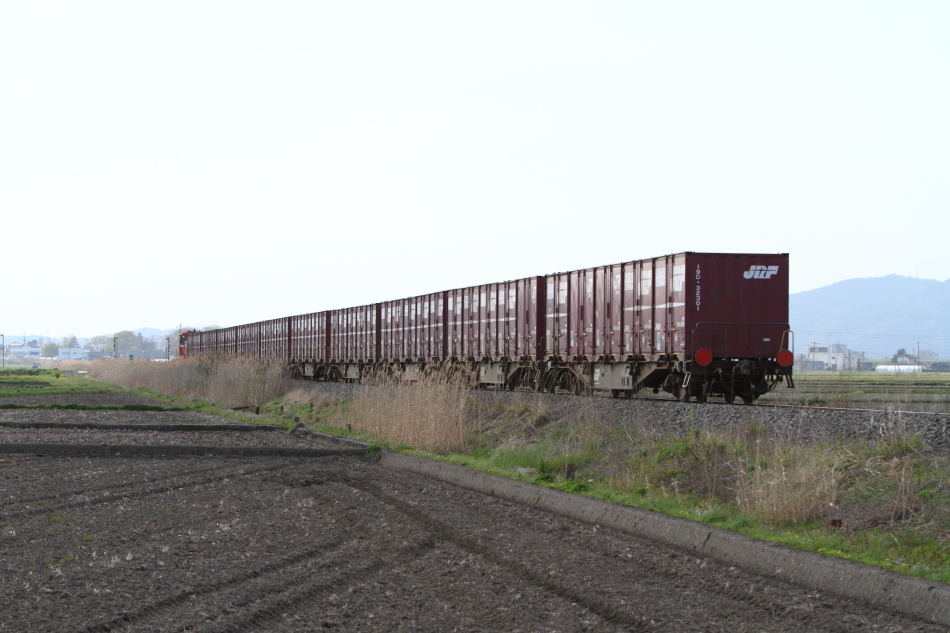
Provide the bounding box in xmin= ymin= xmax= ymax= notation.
xmin=777 ymin=350 xmax=793 ymax=367
xmin=695 ymin=348 xmax=713 ymax=366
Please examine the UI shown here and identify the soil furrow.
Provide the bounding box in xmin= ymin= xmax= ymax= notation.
xmin=3 ymin=463 xmax=225 ymax=507
xmin=351 ymin=479 xmax=649 ymax=630
xmin=79 ymin=538 xmax=354 ymax=633
xmin=203 ymin=538 xmax=438 ymax=633
xmin=2 ymin=462 xmax=287 ymax=520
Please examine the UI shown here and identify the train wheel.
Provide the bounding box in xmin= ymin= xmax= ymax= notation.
xmin=741 ymin=394 xmax=755 ymax=405
xmin=723 ymin=391 xmax=735 ymax=405
xmin=611 ymin=389 xmax=620 ymax=399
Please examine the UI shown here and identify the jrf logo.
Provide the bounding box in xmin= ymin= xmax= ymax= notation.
xmin=743 ymin=265 xmax=780 ymax=279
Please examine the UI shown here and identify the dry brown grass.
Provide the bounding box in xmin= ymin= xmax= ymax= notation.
xmin=735 ymin=441 xmax=841 ymax=525
xmin=85 ymin=355 xmax=290 ymax=408
xmin=347 ymin=369 xmax=472 ymax=453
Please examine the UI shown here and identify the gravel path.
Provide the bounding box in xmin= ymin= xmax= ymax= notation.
xmin=1 ymin=453 xmax=943 ymax=633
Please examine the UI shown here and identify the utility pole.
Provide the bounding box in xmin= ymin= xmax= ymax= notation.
xmin=1 ymin=334 xmax=4 ymax=370
xmin=113 ymin=337 xmax=118 ymax=360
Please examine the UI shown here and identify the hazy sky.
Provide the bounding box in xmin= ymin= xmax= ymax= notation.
xmin=3 ymin=2 xmax=948 ymax=338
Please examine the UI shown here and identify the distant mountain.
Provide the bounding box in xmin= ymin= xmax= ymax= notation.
xmin=790 ymin=275 xmax=950 ymax=358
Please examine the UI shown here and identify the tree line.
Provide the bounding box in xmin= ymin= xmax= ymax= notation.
xmin=39 ymin=326 xmax=221 ymax=359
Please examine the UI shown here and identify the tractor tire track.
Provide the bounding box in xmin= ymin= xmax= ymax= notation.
xmin=79 ymin=538 xmax=354 ymax=633
xmin=350 ymin=479 xmax=649 ymax=631
xmin=2 ymin=463 xmax=224 ymax=507
xmin=3 ymin=462 xmax=287 ymax=520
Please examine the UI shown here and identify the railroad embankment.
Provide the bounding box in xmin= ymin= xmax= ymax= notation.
xmin=288 ymin=379 xmax=950 ymax=445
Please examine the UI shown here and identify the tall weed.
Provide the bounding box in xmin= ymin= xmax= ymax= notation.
xmin=87 ymin=355 xmax=289 ymax=408
xmin=348 ymin=369 xmax=471 ymax=453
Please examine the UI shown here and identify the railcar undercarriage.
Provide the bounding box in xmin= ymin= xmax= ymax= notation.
xmin=290 ymin=358 xmax=794 ymax=404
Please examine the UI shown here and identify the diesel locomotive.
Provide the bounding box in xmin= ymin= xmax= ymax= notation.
xmin=181 ymin=252 xmax=795 ymax=403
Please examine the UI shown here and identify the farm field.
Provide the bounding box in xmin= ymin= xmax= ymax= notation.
xmin=0 ymin=369 xmax=122 ymax=398
xmin=4 ymin=449 xmax=946 ymax=632
xmin=7 ymin=362 xmax=950 ymax=594
xmin=758 ymin=371 xmax=950 ymax=413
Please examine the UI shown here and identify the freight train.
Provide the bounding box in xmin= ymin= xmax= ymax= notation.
xmin=181 ymin=252 xmax=795 ymax=403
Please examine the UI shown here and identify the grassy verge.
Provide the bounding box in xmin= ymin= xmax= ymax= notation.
xmin=0 ymin=372 xmax=124 ymax=397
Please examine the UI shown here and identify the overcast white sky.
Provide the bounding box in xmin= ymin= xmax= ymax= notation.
xmin=3 ymin=2 xmax=948 ymax=338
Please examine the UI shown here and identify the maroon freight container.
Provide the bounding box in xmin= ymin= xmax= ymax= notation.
xmin=331 ymin=307 xmax=374 ymax=362
xmin=392 ymin=298 xmax=409 ymax=360
xmin=317 ymin=313 xmax=330 ymax=361
xmin=419 ymin=293 xmax=444 ymax=360
xmin=260 ymin=318 xmax=289 ymax=359
xmin=379 ymin=301 xmax=396 ymax=360
xmin=541 ymin=252 xmax=789 ymax=363
xmin=507 ymin=278 xmax=529 ymax=360
xmin=328 ymin=311 xmax=342 ymax=360
xmin=683 ymin=252 xmax=790 ymax=361
xmin=445 ymin=289 xmax=464 ymax=358
xmin=188 ymin=251 xmax=789 ymax=384
xmin=544 ymin=273 xmax=569 ymax=358
xmin=288 ymin=311 xmax=326 ymax=361
xmin=446 ymin=286 xmax=482 ymax=359
xmin=339 ymin=304 xmax=377 ymax=362
xmin=379 ymin=297 xmax=414 ymax=361
xmin=497 ymin=280 xmax=520 ymax=359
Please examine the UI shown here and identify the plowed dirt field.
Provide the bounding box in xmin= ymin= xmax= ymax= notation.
xmin=1 ymin=449 xmax=944 ymax=632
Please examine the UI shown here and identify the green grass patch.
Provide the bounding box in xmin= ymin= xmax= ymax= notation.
xmin=0 ymin=369 xmax=61 ymax=376
xmin=0 ymin=374 xmax=124 ymax=397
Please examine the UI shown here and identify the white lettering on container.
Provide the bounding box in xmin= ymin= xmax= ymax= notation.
xmin=695 ymin=265 xmax=701 ymax=311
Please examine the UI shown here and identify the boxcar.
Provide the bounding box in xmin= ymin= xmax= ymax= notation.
xmin=183 ymin=252 xmax=794 ymax=403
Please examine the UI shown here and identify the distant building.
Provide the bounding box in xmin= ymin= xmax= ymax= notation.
xmin=58 ymin=348 xmax=88 ymax=360
xmin=12 ymin=347 xmax=40 ymax=358
xmin=799 ymin=343 xmax=872 ymax=371
xmin=875 ymin=364 xmax=926 ymax=373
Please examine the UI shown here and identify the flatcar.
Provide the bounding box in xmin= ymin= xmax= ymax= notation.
xmin=181 ymin=252 xmax=795 ymax=403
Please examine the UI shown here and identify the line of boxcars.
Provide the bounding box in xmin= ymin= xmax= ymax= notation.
xmin=181 ymin=252 xmax=795 ymax=403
